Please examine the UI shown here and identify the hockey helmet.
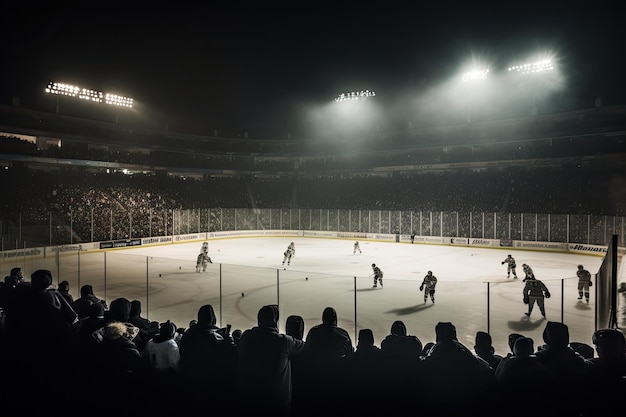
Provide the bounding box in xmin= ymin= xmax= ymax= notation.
xmin=427 ymin=270 xmax=432 ymax=275
xmin=508 ymin=254 xmax=512 ymax=257
xmin=372 ymin=263 xmax=376 ymax=267
xmin=578 ymin=264 xmax=584 ymax=269
xmin=522 ymin=263 xmax=528 ymax=268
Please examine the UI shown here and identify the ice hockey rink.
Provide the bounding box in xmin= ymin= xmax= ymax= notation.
xmin=60 ymin=236 xmax=620 ymax=356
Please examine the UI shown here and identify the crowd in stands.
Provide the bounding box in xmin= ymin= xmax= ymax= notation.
xmin=1 ymin=163 xmax=624 ymax=247
xmin=0 ymin=267 xmax=624 ymax=416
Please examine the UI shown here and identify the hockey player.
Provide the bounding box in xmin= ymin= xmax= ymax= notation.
xmin=196 ymin=252 xmax=212 ymax=272
xmin=353 ymin=241 xmax=361 ymax=254
xmin=282 ymin=247 xmax=293 ymax=266
xmin=522 ymin=276 xmax=550 ymax=317
xmin=420 ymin=271 xmax=437 ymax=303
xmin=576 ymin=264 xmax=592 ymax=303
xmin=502 ymin=254 xmax=518 ymax=279
xmin=288 ymin=242 xmax=295 ymax=257
xmin=521 ymin=264 xmax=535 ymax=282
xmin=371 ymin=264 xmax=383 ymax=288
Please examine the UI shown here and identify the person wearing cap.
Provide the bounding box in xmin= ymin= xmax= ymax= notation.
xmin=576 ymin=264 xmax=592 ymax=303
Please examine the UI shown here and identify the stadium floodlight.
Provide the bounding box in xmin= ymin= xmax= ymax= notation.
xmin=508 ymin=59 xmax=553 ymax=75
xmin=45 ymin=81 xmax=133 ymax=108
xmin=461 ymin=68 xmax=490 ymax=82
xmin=334 ymin=90 xmax=376 ymax=102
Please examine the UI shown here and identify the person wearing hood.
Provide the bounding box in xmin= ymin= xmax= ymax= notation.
xmin=178 ymin=304 xmax=238 ymax=405
xmin=534 ymin=321 xmax=591 ymax=415
xmin=128 ymin=299 xmax=159 ymax=336
xmin=71 ymin=284 xmax=107 ymax=319
xmin=298 ymin=306 xmax=353 ymax=412
xmin=237 ymin=304 xmax=305 ymax=416
xmin=101 ymin=297 xmax=150 ymax=352
xmin=420 ymin=322 xmax=494 ymax=414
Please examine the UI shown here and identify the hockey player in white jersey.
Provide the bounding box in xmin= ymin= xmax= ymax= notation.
xmin=282 ymin=247 xmax=294 ymax=266
xmin=502 ymin=254 xmax=518 ymax=279
xmin=196 ymin=252 xmax=212 ymax=272
xmin=288 ymin=242 xmax=295 ymax=257
xmin=353 ymin=241 xmax=361 ymax=254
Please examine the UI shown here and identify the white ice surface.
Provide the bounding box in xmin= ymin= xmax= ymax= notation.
xmin=86 ymin=237 xmax=607 ymax=357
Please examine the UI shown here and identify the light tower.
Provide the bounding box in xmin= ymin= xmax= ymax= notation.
xmin=45 ymin=81 xmax=134 ymax=123
xmin=507 ymin=58 xmax=555 ymax=115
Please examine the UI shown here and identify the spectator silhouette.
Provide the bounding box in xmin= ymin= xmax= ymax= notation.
xmin=142 ymin=320 xmax=182 ymax=405
xmin=178 ymin=304 xmax=238 ymax=405
xmin=237 ymin=304 xmax=305 ymax=416
xmin=285 ymin=314 xmax=305 ymax=340
xmin=474 ymin=330 xmax=503 ymax=371
xmin=142 ymin=320 xmax=180 ymax=373
xmin=421 ymin=341 xmax=435 ymax=358
xmin=344 ymin=328 xmax=384 ymax=412
xmin=420 ymin=321 xmax=494 ymax=413
xmin=57 ymin=280 xmax=74 ymax=304
xmin=103 ymin=297 xmax=151 ymax=352
xmin=494 ymin=336 xmax=556 ymax=416
xmin=534 ymin=321 xmax=590 ymax=415
xmin=23 ymin=269 xmax=78 ymax=358
xmin=94 ymin=321 xmax=151 ymax=411
xmin=298 ymin=306 xmax=354 ymax=413
xmin=569 ymin=341 xmax=594 ymax=359
xmin=128 ymin=299 xmax=159 ymax=337
xmin=379 ymin=320 xmax=424 ymax=409
xmin=586 ymin=328 xmax=626 ymax=415
xmin=72 ymin=284 xmax=107 ymax=319
xmin=506 ymin=332 xmax=525 ymax=357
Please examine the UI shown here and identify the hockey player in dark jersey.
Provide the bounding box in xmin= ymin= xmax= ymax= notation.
xmin=576 ymin=264 xmax=592 ymax=303
xmin=353 ymin=241 xmax=361 ymax=254
xmin=522 ymin=276 xmax=550 ymax=317
xmin=420 ymin=271 xmax=437 ymax=303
